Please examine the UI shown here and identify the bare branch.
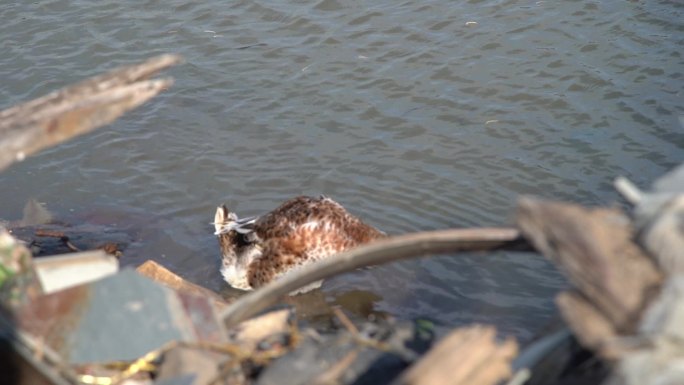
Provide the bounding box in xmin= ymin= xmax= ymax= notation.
xmin=221 ymin=227 xmax=529 ymax=326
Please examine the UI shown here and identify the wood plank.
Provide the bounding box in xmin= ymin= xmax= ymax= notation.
xmin=136 ymin=260 xmax=229 ymax=309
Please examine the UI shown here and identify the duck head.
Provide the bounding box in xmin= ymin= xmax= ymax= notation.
xmin=214 ymin=205 xmax=261 ymax=290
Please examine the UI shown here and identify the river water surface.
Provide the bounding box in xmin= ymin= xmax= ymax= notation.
xmin=1 ymin=0 xmax=682 ymax=341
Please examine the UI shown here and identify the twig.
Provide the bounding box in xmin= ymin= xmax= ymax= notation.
xmin=63 ymin=237 xmax=80 ymax=252
xmin=332 ymin=307 xmax=359 ymax=336
xmin=221 ymin=227 xmax=529 ymax=327
xmin=332 ymin=307 xmax=391 ymax=352
xmin=34 ymin=229 xmax=66 ymax=238
xmin=33 ymin=229 xmax=81 ymax=252
xmin=311 ymin=350 xmax=359 ymax=385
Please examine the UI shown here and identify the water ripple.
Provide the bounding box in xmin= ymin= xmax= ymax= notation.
xmin=0 ymin=0 xmax=682 ymax=341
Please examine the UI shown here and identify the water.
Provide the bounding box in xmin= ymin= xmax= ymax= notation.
xmin=1 ymin=0 xmax=682 ymax=341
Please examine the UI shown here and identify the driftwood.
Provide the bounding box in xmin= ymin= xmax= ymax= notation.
xmin=516 ymin=197 xmax=663 ymax=358
xmin=393 ymin=325 xmax=517 ymax=385
xmin=0 ymin=54 xmax=181 ymax=172
xmin=221 ymin=227 xmax=530 ymax=326
xmin=607 ymin=170 xmax=684 ymax=385
xmin=136 ymin=260 xmax=229 ymax=309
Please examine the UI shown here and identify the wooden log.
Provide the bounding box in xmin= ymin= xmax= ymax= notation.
xmin=221 ymin=227 xmax=530 ymax=327
xmin=393 ymin=325 xmax=517 ymax=385
xmin=516 ymin=197 xmax=663 ymax=352
xmin=0 ymin=54 xmax=181 ymax=171
xmin=136 ymin=260 xmax=229 ymax=309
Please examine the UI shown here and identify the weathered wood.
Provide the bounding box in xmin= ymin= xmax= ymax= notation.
xmin=0 ymin=54 xmax=181 ymax=171
xmin=516 ymin=197 xmax=662 ymax=336
xmin=393 ymin=325 xmax=517 ymax=385
xmin=221 ymin=227 xmax=530 ymax=327
xmin=556 ymin=291 xmax=620 ymax=358
xmin=136 ymin=260 xmax=229 ymax=309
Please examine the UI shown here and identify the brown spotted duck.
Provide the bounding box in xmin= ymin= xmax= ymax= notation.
xmin=213 ymin=195 xmax=385 ymax=294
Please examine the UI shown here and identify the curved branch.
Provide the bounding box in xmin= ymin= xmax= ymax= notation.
xmin=221 ymin=227 xmax=530 ymax=326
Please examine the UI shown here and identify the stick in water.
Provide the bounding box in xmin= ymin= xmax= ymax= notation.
xmin=221 ymin=227 xmax=530 ymax=326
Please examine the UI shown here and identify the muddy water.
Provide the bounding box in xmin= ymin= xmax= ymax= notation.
xmin=1 ymin=1 xmax=682 ymax=340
